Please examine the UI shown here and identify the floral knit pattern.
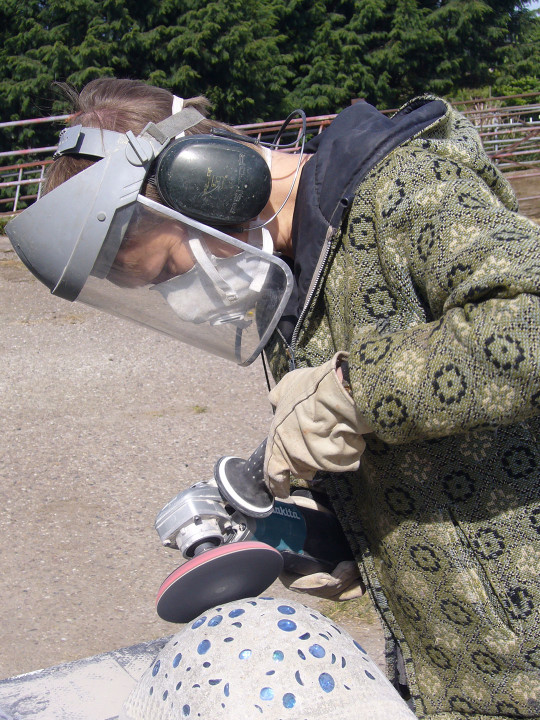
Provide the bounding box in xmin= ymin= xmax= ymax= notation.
xmin=266 ymin=99 xmax=540 ymax=719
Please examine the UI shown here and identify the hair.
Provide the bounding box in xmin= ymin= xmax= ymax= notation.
xmin=45 ymin=77 xmax=237 ymax=199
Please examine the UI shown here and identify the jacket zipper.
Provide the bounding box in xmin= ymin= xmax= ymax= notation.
xmin=288 ymin=224 xmax=338 ymax=370
xmin=286 ymin=100 xmax=449 ymax=371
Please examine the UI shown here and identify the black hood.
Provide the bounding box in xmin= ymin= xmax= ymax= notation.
xmin=278 ymin=96 xmax=447 ymax=343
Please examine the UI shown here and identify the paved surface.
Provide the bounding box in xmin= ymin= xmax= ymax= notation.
xmin=0 ymin=236 xmax=384 ymax=690
xmin=0 ymin=637 xmax=169 ymax=720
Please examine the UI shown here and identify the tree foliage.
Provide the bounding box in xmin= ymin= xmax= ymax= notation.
xmin=0 ymin=0 xmax=539 ymax=150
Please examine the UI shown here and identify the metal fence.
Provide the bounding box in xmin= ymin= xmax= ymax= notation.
xmin=1 ymin=93 xmax=539 ymax=217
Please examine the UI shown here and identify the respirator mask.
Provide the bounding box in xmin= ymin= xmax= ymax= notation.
xmin=153 ymin=224 xmax=275 ymax=327
xmin=6 ymin=101 xmax=305 ymax=365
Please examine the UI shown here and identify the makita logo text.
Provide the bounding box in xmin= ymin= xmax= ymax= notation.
xmin=273 ymin=505 xmax=301 ymax=520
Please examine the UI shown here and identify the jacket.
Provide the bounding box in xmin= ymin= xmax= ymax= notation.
xmin=265 ymin=96 xmax=540 ymax=719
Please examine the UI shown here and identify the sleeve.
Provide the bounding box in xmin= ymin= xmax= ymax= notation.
xmin=346 ymin=146 xmax=540 ymax=444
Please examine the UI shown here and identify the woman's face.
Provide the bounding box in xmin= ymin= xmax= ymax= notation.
xmin=110 ymin=219 xmax=238 ymax=288
xmin=111 ymin=221 xmax=194 ymax=287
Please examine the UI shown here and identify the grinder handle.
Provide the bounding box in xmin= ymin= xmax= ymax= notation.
xmin=243 ymin=438 xmax=267 ymax=480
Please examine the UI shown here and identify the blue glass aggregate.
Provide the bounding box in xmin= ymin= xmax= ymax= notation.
xmin=203 ymin=662 xmax=210 ymax=668
xmin=229 ymin=608 xmax=245 ymax=618
xmin=176 ymin=682 xmax=182 ymax=691
xmin=319 ymin=672 xmax=335 ymax=693
xmin=299 ymin=633 xmax=310 ymax=640
xmin=298 ymin=649 xmax=306 ymax=660
xmin=224 ymin=637 xmax=233 ymax=643
xmin=354 ymin=640 xmax=367 ymax=653
xmin=152 ymin=661 xmax=160 ymax=677
xmin=295 ymin=670 xmax=304 ymax=686
xmin=255 ymin=705 xmax=263 ymax=713
xmin=277 ymin=619 xmax=297 ymax=632
xmin=208 ymin=615 xmax=223 ymax=627
xmin=224 ymin=683 xmax=230 ymax=697
xmin=197 ymin=639 xmax=211 ymax=655
xmin=162 ymin=690 xmax=168 ymax=701
xmin=283 ymin=693 xmax=296 ymax=709
xmin=342 ymin=657 xmax=346 ymax=668
xmin=209 ymin=679 xmax=222 ymax=685
xmin=331 ymin=653 xmax=336 ymax=664
xmin=273 ymin=650 xmax=284 ymax=662
xmin=232 ymin=622 xmax=242 ymax=628
xmin=182 ymin=705 xmax=191 ymax=716
xmin=309 ymin=644 xmax=326 ymax=658
xmin=248 ymin=601 xmax=257 ymax=606
xmin=149 ymin=687 xmax=153 ymax=696
xmin=277 ymin=605 xmax=296 ymax=615
xmin=365 ymin=670 xmax=375 ymax=680
xmin=172 ymin=653 xmax=182 ymax=668
xmin=239 ymin=649 xmax=252 ymax=660
xmin=260 ymin=687 xmax=274 ymax=701
xmin=192 ymin=617 xmax=206 ymax=629
xmin=319 ymin=633 xmax=329 ymax=640
xmin=266 ymin=670 xmax=275 ymax=675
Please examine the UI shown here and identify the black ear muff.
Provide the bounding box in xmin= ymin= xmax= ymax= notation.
xmin=154 ymin=135 xmax=272 ymax=226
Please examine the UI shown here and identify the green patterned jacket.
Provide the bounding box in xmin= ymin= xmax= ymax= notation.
xmin=266 ymin=97 xmax=540 ymax=719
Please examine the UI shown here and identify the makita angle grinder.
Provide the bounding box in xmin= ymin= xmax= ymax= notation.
xmin=154 ymin=439 xmax=353 ymax=623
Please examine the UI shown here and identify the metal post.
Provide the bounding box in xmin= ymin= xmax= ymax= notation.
xmin=12 ymin=166 xmax=23 ymax=213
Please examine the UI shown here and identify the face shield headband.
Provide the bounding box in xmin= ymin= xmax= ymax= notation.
xmin=6 ymin=111 xmax=294 ymax=365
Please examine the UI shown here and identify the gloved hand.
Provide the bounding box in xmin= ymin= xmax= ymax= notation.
xmin=280 ymin=560 xmax=365 ymax=601
xmin=264 ymin=352 xmax=371 ymax=498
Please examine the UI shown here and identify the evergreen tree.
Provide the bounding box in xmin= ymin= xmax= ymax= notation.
xmin=0 ymin=0 xmax=155 ymax=148
xmin=0 ymin=0 xmax=538 ymax=152
xmin=139 ymin=0 xmax=293 ymax=123
xmin=493 ymin=3 xmax=540 ymax=98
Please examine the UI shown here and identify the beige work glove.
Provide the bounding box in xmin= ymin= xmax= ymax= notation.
xmin=280 ymin=560 xmax=366 ymax=601
xmin=264 ymin=352 xmax=371 ymax=498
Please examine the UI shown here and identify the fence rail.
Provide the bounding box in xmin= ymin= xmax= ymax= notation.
xmin=1 ymin=93 xmax=539 ymax=217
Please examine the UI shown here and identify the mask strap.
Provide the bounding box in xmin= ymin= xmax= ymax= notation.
xmin=244 ymin=226 xmax=273 ymax=293
xmin=172 ymin=95 xmax=184 ymax=114
xmin=188 ymin=237 xmax=238 ymax=304
xmin=172 ymin=96 xmax=186 ymax=138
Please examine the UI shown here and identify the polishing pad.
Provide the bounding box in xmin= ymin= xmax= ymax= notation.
xmin=214 ymin=440 xmax=274 ymax=518
xmin=156 ymin=541 xmax=284 ymax=623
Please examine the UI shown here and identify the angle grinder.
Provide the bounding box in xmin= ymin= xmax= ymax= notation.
xmin=154 ymin=440 xmax=353 ymax=623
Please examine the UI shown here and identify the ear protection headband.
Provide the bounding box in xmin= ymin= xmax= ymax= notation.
xmin=54 ymin=103 xmax=306 ymax=231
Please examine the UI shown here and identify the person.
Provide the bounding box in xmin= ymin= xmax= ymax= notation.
xmin=6 ymin=77 xmax=540 ymax=719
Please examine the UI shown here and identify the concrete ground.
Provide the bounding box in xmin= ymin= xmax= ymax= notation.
xmin=0 ymin=235 xmax=384 ymax=684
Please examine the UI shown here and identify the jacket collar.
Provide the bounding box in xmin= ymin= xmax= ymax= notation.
xmin=278 ymin=96 xmax=448 ymax=345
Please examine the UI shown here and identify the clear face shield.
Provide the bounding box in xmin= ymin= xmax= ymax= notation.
xmin=80 ymin=197 xmax=291 ymax=364
xmin=6 ymin=118 xmax=294 ymax=365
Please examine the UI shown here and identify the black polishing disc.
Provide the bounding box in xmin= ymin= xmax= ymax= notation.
xmin=156 ymin=541 xmax=283 ymax=623
xmin=215 ymin=451 xmax=274 ymax=518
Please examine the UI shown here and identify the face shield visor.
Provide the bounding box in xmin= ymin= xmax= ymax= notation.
xmin=6 ymin=117 xmax=293 ymax=366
